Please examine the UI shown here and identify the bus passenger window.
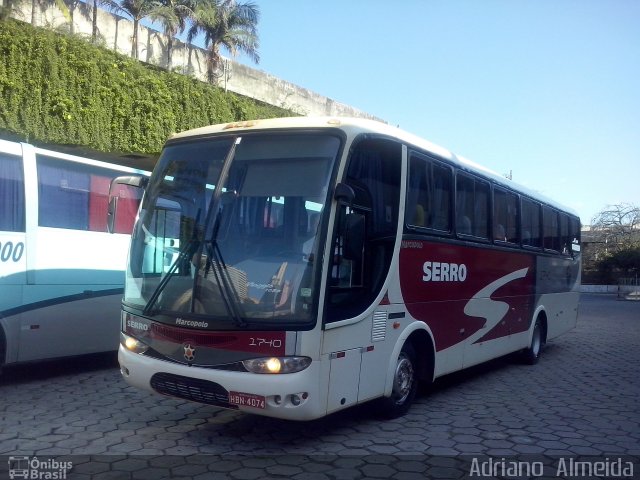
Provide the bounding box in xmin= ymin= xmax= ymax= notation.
xmin=521 ymin=198 xmax=542 ymax=248
xmin=456 ymin=173 xmax=489 ymax=239
xmin=493 ymin=188 xmax=518 ymax=243
xmin=406 ymin=153 xmax=452 ymax=233
xmin=0 ymin=153 xmax=25 ymax=232
xmin=560 ymin=213 xmax=570 ymax=255
xmin=37 ymin=155 xmax=142 ymax=233
xmin=543 ymin=206 xmax=560 ymax=252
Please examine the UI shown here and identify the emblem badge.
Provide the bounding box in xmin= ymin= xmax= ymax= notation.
xmin=183 ymin=343 xmax=196 ymax=362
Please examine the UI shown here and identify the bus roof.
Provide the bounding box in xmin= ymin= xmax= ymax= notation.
xmin=169 ymin=116 xmax=578 ymax=218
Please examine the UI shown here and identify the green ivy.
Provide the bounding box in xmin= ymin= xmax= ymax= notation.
xmin=0 ymin=19 xmax=294 ymax=155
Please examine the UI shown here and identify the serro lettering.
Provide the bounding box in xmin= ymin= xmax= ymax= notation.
xmin=127 ymin=319 xmax=148 ymax=331
xmin=423 ymin=261 xmax=467 ymax=282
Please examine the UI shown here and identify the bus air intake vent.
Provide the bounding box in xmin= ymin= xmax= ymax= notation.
xmin=150 ymin=324 xmax=237 ymax=347
xmin=372 ymin=311 xmax=387 ymax=342
xmin=150 ymin=372 xmax=236 ymax=409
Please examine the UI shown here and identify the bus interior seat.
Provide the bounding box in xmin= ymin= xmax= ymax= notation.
xmin=412 ymin=204 xmax=425 ymax=227
xmin=458 ymin=215 xmax=472 ymax=235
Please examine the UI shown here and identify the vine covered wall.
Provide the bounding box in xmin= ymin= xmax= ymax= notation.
xmin=0 ymin=20 xmax=293 ymax=155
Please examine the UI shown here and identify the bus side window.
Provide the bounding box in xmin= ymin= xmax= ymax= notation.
xmin=493 ymin=188 xmax=518 ymax=244
xmin=560 ymin=213 xmax=570 ymax=255
xmin=37 ymin=154 xmax=141 ymax=233
xmin=0 ymin=152 xmax=25 ymax=232
xmin=406 ymin=153 xmax=452 ymax=233
xmin=456 ymin=173 xmax=489 ymax=239
xmin=543 ymin=206 xmax=560 ymax=252
xmin=521 ymin=198 xmax=542 ymax=248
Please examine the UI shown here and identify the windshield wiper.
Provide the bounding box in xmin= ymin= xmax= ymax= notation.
xmin=202 ymin=240 xmax=247 ymax=327
xmin=142 ymin=224 xmax=201 ymax=316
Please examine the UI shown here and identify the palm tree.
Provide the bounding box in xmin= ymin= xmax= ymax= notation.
xmin=149 ymin=0 xmax=195 ymax=68
xmin=30 ymin=0 xmax=70 ymax=26
xmin=62 ymin=0 xmax=91 ymax=35
xmin=0 ymin=0 xmax=18 ymax=20
xmin=91 ymin=0 xmax=102 ymax=42
xmin=109 ymin=0 xmax=158 ymax=59
xmin=187 ymin=0 xmax=259 ymax=84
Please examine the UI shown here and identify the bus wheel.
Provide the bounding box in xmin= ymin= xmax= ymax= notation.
xmin=522 ymin=319 xmax=543 ymax=365
xmin=379 ymin=343 xmax=418 ymax=418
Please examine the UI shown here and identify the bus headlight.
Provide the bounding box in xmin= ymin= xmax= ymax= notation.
xmin=242 ymin=356 xmax=311 ymax=374
xmin=120 ymin=332 xmax=148 ymax=354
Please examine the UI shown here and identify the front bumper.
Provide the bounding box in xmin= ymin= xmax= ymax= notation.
xmin=118 ymin=345 xmax=327 ymax=421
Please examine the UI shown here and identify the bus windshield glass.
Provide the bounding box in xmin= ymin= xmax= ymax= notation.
xmin=124 ymin=133 xmax=341 ymax=329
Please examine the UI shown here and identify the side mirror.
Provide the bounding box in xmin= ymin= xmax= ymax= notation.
xmin=343 ymin=212 xmax=365 ymax=261
xmin=107 ymin=175 xmax=148 ymax=233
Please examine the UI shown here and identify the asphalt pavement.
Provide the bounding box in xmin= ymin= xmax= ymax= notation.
xmin=1 ymin=293 xmax=638 ymax=479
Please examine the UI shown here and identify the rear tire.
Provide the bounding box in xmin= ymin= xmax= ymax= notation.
xmin=378 ymin=343 xmax=418 ymax=418
xmin=522 ymin=318 xmax=544 ymax=365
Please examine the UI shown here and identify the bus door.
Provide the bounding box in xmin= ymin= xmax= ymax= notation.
xmin=323 ymin=138 xmax=403 ymax=410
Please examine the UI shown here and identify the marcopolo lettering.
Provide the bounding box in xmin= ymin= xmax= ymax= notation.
xmin=423 ymin=261 xmax=467 ymax=282
xmin=176 ymin=318 xmax=209 ymax=328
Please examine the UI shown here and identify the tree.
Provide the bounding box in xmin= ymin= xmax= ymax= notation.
xmin=62 ymin=0 xmax=91 ymax=35
xmin=108 ymin=0 xmax=157 ymax=59
xmin=588 ymin=203 xmax=640 ymax=283
xmin=0 ymin=0 xmax=19 ymax=20
xmin=590 ymin=203 xmax=640 ymax=253
xmin=149 ymin=0 xmax=195 ymax=68
xmin=30 ymin=0 xmax=71 ymax=27
xmin=91 ymin=0 xmax=107 ymax=42
xmin=599 ymin=248 xmax=640 ymax=277
xmin=187 ymin=0 xmax=259 ymax=84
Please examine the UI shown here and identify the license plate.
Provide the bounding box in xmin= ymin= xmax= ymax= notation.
xmin=229 ymin=391 xmax=266 ymax=409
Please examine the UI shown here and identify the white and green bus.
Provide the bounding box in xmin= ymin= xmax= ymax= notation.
xmin=0 ymin=138 xmax=145 ymax=368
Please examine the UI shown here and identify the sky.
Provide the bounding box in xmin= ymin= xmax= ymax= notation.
xmin=220 ymin=0 xmax=639 ymax=226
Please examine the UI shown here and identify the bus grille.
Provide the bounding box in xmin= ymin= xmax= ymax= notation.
xmin=150 ymin=372 xmax=236 ymax=409
xmin=150 ymin=323 xmax=237 ymax=347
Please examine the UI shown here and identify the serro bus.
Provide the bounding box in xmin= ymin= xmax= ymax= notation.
xmin=113 ymin=117 xmax=581 ymax=420
xmin=0 ymin=138 xmax=146 ymax=370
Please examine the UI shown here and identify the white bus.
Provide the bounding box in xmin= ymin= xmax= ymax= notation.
xmin=115 ymin=117 xmax=581 ymax=420
xmin=0 ymin=138 xmax=145 ymax=369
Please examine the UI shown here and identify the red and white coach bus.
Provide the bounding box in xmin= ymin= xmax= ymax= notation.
xmin=113 ymin=117 xmax=581 ymax=420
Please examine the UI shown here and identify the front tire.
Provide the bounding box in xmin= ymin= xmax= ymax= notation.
xmin=522 ymin=319 xmax=544 ymax=365
xmin=378 ymin=343 xmax=418 ymax=418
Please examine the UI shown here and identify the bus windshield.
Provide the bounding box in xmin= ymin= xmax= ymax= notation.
xmin=124 ymin=133 xmax=341 ymax=329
